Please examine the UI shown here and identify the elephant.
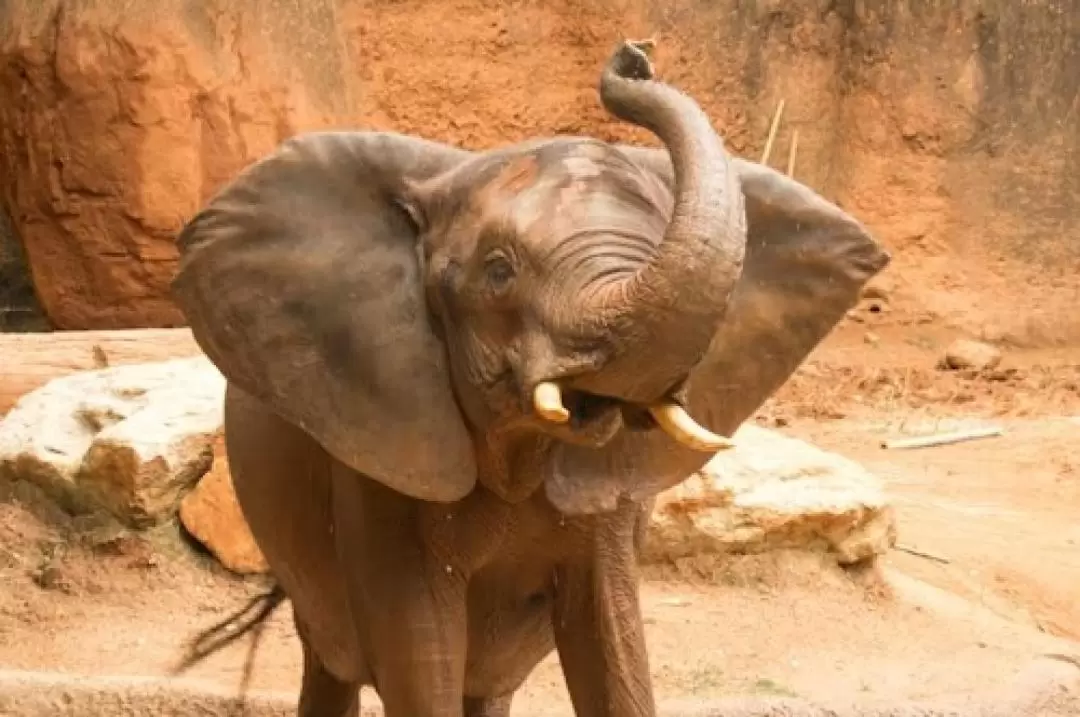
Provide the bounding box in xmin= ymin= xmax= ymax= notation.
xmin=170 ymin=39 xmax=889 ymax=717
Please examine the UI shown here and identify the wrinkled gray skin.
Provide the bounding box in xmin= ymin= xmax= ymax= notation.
xmin=172 ymin=42 xmax=888 ymax=717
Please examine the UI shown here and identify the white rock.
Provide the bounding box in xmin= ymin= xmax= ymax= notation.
xmin=644 ymin=424 xmax=896 ymax=566
xmin=0 ymin=357 xmax=226 ymax=526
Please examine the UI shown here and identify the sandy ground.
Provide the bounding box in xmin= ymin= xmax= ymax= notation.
xmin=1 ymin=326 xmax=1079 ymax=715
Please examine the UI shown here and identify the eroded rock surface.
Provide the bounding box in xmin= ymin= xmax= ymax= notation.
xmin=0 ymin=0 xmax=353 ymax=329
xmin=643 ymin=424 xmax=896 ymax=566
xmin=0 ymin=357 xmax=225 ymax=526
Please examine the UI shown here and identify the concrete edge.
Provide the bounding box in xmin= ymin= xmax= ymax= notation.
xmin=0 ymin=657 xmax=1077 ymax=717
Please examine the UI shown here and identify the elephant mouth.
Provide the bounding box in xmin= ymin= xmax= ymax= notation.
xmin=564 ymin=390 xmax=619 ymax=428
xmin=532 ymin=381 xmax=735 ymax=453
xmin=566 ymin=391 xmax=657 ymax=434
xmin=545 ymin=389 xmax=625 ymax=448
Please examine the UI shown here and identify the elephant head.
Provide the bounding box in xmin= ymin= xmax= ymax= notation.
xmin=171 ymin=41 xmax=889 ymax=512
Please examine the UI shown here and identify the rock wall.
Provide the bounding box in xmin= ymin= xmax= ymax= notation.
xmin=1 ymin=0 xmax=1077 ymax=342
xmin=831 ymin=0 xmax=1080 ymax=345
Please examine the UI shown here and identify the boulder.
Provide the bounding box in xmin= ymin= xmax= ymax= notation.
xmin=179 ymin=436 xmax=269 ymax=575
xmin=642 ymin=424 xmax=896 ymax=566
xmin=0 ymin=357 xmax=226 ymax=526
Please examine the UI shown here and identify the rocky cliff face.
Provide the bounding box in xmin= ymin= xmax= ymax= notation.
xmin=1 ymin=0 xmax=1077 ymax=341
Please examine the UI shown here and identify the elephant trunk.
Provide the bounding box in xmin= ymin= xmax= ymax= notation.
xmin=574 ymin=41 xmax=746 ymax=409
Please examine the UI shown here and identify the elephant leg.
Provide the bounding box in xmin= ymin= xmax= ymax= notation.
xmin=553 ymin=499 xmax=656 ymax=717
xmin=463 ymin=694 xmax=513 ymax=717
xmin=297 ymin=617 xmax=361 ymax=717
xmin=331 ymin=469 xmax=468 ymax=717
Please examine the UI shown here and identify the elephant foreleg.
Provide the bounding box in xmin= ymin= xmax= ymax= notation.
xmin=552 ymin=499 xmax=657 ymax=717
xmin=330 ymin=470 xmax=468 ymax=717
xmin=297 ymin=616 xmax=361 ymax=717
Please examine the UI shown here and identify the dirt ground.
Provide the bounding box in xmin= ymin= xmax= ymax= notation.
xmin=1 ymin=318 xmax=1078 ymax=714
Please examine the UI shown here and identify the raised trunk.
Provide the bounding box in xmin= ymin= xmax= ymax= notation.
xmin=576 ymin=41 xmax=745 ymax=404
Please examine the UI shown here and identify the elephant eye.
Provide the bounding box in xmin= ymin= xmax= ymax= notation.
xmin=483 ymin=252 xmax=516 ymax=292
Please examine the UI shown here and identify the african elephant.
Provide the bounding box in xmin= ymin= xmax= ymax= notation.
xmin=171 ymin=40 xmax=888 ymax=717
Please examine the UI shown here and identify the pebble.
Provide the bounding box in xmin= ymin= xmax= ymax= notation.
xmin=940 ymin=339 xmax=1003 ymax=371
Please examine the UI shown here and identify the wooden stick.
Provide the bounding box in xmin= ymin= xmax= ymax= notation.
xmin=786 ymin=128 xmax=799 ymax=177
xmin=760 ymin=98 xmax=786 ymax=165
xmin=880 ymin=426 xmax=1004 ymax=450
xmin=894 ymin=544 xmax=951 ymax=564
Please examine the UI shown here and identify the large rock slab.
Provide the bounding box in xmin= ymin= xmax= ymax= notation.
xmin=643 ymin=424 xmax=896 ymax=566
xmin=0 ymin=329 xmax=203 ymax=416
xmin=0 ymin=357 xmax=225 ymax=527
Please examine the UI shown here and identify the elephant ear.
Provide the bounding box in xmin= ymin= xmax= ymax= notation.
xmin=545 ymin=151 xmax=891 ymax=514
xmin=172 ymin=131 xmax=479 ymax=502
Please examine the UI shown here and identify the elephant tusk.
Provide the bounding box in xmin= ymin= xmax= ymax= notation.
xmin=533 ymin=381 xmax=570 ymax=424
xmin=648 ymin=402 xmax=734 ymax=452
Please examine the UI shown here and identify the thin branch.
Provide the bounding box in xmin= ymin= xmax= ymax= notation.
xmin=786 ymin=128 xmax=799 ymax=177
xmin=881 ymin=426 xmax=1004 ymax=450
xmin=761 ymin=98 xmax=786 ymax=165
